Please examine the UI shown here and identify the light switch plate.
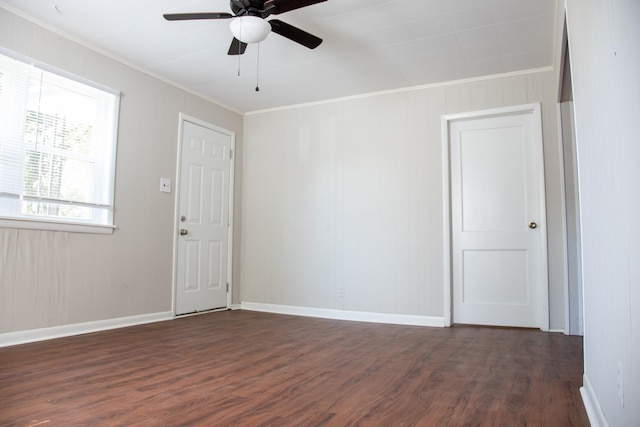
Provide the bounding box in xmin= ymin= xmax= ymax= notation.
xmin=160 ymin=177 xmax=171 ymax=193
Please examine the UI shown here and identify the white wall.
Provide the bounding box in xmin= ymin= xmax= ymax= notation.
xmin=242 ymin=69 xmax=567 ymax=328
xmin=0 ymin=8 xmax=244 ymax=335
xmin=566 ymin=0 xmax=640 ymax=424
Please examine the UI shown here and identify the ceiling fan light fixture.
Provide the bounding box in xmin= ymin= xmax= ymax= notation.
xmin=229 ymin=16 xmax=271 ymax=44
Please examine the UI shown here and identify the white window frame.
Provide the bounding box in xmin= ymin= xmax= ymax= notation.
xmin=0 ymin=48 xmax=120 ymax=234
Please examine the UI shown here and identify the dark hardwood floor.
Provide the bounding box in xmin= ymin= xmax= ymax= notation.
xmin=0 ymin=311 xmax=588 ymax=426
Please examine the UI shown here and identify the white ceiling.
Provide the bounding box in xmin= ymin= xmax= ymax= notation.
xmin=0 ymin=0 xmax=558 ymax=113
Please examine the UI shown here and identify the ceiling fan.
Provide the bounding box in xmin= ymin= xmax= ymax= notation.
xmin=163 ymin=0 xmax=327 ymax=55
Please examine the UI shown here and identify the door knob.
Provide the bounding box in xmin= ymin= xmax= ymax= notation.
xmin=180 ymin=229 xmax=189 ymax=236
xmin=528 ymin=221 xmax=537 ymax=229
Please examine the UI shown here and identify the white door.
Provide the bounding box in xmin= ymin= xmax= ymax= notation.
xmin=449 ymin=106 xmax=547 ymax=328
xmin=175 ymin=119 xmax=233 ymax=315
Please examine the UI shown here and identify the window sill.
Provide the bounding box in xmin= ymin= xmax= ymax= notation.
xmin=0 ymin=217 xmax=116 ymax=235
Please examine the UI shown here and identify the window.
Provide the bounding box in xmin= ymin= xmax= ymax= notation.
xmin=0 ymin=49 xmax=120 ymax=232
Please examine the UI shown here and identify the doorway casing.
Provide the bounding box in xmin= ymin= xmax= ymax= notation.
xmin=171 ymin=113 xmax=236 ymax=315
xmin=441 ymin=103 xmax=549 ymax=330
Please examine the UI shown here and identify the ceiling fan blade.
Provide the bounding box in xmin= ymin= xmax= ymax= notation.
xmin=263 ymin=0 xmax=327 ymax=15
xmin=163 ymin=12 xmax=233 ymax=21
xmin=269 ymin=20 xmax=322 ymax=49
xmin=228 ymin=38 xmax=248 ymax=55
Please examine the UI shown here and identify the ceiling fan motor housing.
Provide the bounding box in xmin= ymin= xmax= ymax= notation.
xmin=231 ymin=0 xmax=269 ymax=17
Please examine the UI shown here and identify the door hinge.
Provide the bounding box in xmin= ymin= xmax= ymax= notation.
xmin=226 ymin=283 xmax=229 ymax=293
xmin=229 ymin=149 xmax=233 ymax=160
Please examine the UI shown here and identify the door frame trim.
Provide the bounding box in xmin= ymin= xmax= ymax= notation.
xmin=171 ymin=113 xmax=236 ymax=315
xmin=440 ymin=103 xmax=549 ymax=330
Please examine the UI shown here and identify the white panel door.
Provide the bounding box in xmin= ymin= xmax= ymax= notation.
xmin=450 ymin=109 xmax=547 ymax=328
xmin=176 ymin=120 xmax=232 ymax=315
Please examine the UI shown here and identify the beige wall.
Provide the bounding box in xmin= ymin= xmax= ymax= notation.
xmin=0 ymin=8 xmax=244 ymax=334
xmin=242 ymin=69 xmax=567 ymax=329
xmin=566 ymin=0 xmax=640 ymax=424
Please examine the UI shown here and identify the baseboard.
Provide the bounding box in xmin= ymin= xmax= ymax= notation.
xmin=240 ymin=302 xmax=446 ymax=327
xmin=230 ymin=304 xmax=242 ymax=310
xmin=0 ymin=311 xmax=174 ymax=348
xmin=580 ymin=373 xmax=609 ymax=427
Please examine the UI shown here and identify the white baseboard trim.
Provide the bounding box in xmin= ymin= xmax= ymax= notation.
xmin=240 ymin=302 xmax=445 ymax=327
xmin=0 ymin=311 xmax=174 ymax=348
xmin=580 ymin=373 xmax=608 ymax=427
xmin=230 ymin=304 xmax=242 ymax=310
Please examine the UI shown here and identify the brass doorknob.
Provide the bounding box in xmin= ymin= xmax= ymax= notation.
xmin=180 ymin=229 xmax=189 ymax=236
xmin=528 ymin=221 xmax=537 ymax=229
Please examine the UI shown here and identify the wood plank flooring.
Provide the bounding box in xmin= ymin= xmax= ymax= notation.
xmin=0 ymin=311 xmax=588 ymax=426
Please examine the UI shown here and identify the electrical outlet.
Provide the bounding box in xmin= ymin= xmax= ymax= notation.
xmin=160 ymin=177 xmax=171 ymax=193
xmin=617 ymin=362 xmax=624 ymax=407
xmin=338 ymin=287 xmax=344 ymax=298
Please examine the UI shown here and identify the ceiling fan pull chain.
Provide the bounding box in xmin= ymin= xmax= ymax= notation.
xmin=237 ymin=21 xmax=243 ymax=76
xmin=256 ymin=43 xmax=260 ymax=92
